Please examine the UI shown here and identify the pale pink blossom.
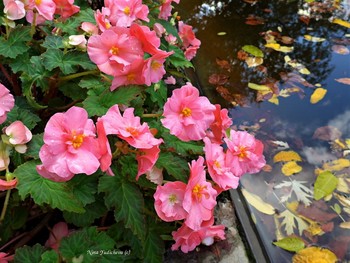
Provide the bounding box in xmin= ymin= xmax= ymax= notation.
xmin=171 ymin=216 xmax=225 ymax=253
xmin=142 ymin=53 xmax=168 ymax=86
xmin=164 ymin=76 xmax=176 ymax=85
xmin=224 ymin=130 xmax=266 ymax=177
xmin=4 ymin=121 xmax=32 ymax=153
xmin=26 ymin=0 xmax=56 ymax=24
xmin=184 ymin=46 xmax=200 ymax=61
xmin=68 ymin=34 xmax=87 ymax=49
xmin=81 ymin=22 xmax=98 ymax=36
xmin=153 ymin=23 xmax=166 ymax=37
xmin=161 ymin=83 xmax=216 ymax=141
xmin=105 ymin=0 xmax=149 ymax=27
xmin=158 ymin=0 xmax=180 ymax=20
xmin=94 ymin=7 xmax=112 ymax=32
xmin=206 ymin=104 xmax=232 ymax=144
xmin=203 ymin=137 xmax=239 ymax=190
xmin=0 ymin=84 xmax=15 ymax=125
xmin=3 ymin=0 xmax=26 ymax=20
xmin=154 ymin=181 xmax=187 ymax=222
xmin=178 ymin=21 xmax=201 ymax=60
xmin=0 ymin=178 xmax=17 ymax=191
xmin=165 ymin=34 xmax=177 ymax=45
xmin=0 ymin=252 xmax=13 ymax=263
xmin=37 ymin=107 xmax=101 ymax=182
xmin=136 ymin=144 xmax=161 ymax=180
xmin=45 ymin=222 xmax=70 ymax=251
xmin=183 ymin=157 xmax=217 ymax=230
xmin=96 ymin=119 xmax=113 ymax=175
xmin=146 ymin=166 xmax=163 ymax=185
xmin=53 ymin=0 xmax=79 ymax=19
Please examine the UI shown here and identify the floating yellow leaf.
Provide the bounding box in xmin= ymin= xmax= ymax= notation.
xmin=334 ymin=192 xmax=350 ymax=208
xmin=292 ymin=247 xmax=337 ymax=263
xmin=282 ymin=161 xmax=302 ymax=176
xmin=304 ymin=35 xmax=326 ymax=42
xmin=284 ymin=55 xmax=310 ymax=74
xmin=340 ymin=222 xmax=350 ymax=229
xmin=265 ymin=43 xmax=294 ymax=53
xmin=306 ymin=222 xmax=324 ymax=236
xmin=310 ymin=87 xmax=327 ymax=104
xmin=241 ymin=188 xmax=275 ymax=215
xmin=273 ymin=150 xmax=302 ymax=163
xmin=337 ymin=178 xmax=350 ymax=194
xmin=322 ymin=158 xmax=350 ymax=172
xmin=248 ymin=82 xmax=271 ymax=91
xmin=268 ymin=94 xmax=279 ymax=105
xmin=245 ymin=57 xmax=264 ymax=67
xmin=299 ymin=67 xmax=311 ymax=75
xmin=332 ymin=18 xmax=350 ymax=28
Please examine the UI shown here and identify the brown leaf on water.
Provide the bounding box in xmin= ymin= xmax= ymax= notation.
xmin=208 ymin=74 xmax=229 ymax=85
xmin=312 ymin=126 xmax=342 ymax=141
xmin=280 ymin=36 xmax=294 ymax=45
xmin=299 ymin=15 xmax=310 ymax=25
xmin=329 ymin=236 xmax=350 ymax=260
xmin=216 ymin=58 xmax=231 ymax=70
xmin=297 ymin=203 xmax=338 ymax=223
xmin=216 ymin=85 xmax=234 ymax=102
xmin=237 ymin=50 xmax=248 ymax=60
xmin=335 ymin=78 xmax=350 ymax=85
xmin=280 ymin=72 xmax=314 ymax=88
xmin=332 ymin=45 xmax=350 ymax=55
xmin=245 ymin=15 xmax=265 ymax=25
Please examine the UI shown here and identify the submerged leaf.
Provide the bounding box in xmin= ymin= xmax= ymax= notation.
xmin=241 ymin=188 xmax=275 ymax=215
xmin=273 ymin=150 xmax=302 ymax=163
xmin=281 ymin=161 xmax=303 ymax=176
xmin=304 ymin=35 xmax=326 ymax=42
xmin=279 ymin=209 xmax=308 ymax=236
xmin=314 ymin=171 xmax=338 ymax=201
xmin=275 ymin=180 xmax=313 ymax=206
xmin=265 ymin=43 xmax=293 ymax=53
xmin=242 ymin=45 xmax=264 ymax=57
xmin=332 ymin=45 xmax=350 ymax=55
xmin=248 ymin=82 xmax=271 ymax=91
xmin=310 ymin=87 xmax=327 ymax=104
xmin=292 ymin=246 xmax=337 ymax=263
xmin=245 ymin=57 xmax=264 ymax=67
xmin=322 ymin=158 xmax=350 ymax=172
xmin=340 ymin=222 xmax=350 ymax=229
xmin=335 ymin=78 xmax=350 ymax=85
xmin=273 ymin=237 xmax=305 ymax=252
xmin=332 ymin=18 xmax=350 ymax=28
xmin=312 ymin=126 xmax=342 ymax=141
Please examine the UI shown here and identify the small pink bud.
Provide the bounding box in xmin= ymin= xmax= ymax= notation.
xmin=153 ymin=23 xmax=166 ymax=37
xmin=164 ymin=76 xmax=176 ymax=85
xmin=4 ymin=0 xmax=26 ymax=20
xmin=81 ymin=22 xmax=98 ymax=36
xmin=68 ymin=35 xmax=87 ymax=49
xmin=5 ymin=121 xmax=32 ymax=146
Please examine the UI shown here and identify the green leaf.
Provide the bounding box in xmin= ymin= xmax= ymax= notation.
xmin=67 ymin=175 xmax=98 ymax=206
xmin=20 ymin=74 xmax=48 ymax=109
xmin=14 ymin=244 xmax=45 ymax=263
xmin=59 ymin=81 xmax=87 ymax=100
xmin=156 ymin=152 xmax=189 ymax=182
xmin=11 ymin=206 xmax=28 ymax=230
xmin=98 ymin=175 xmax=146 ymax=242
xmin=242 ymin=45 xmax=264 ymax=58
xmin=25 ymin=134 xmax=44 ymax=159
xmin=59 ymin=227 xmax=116 ymax=263
xmin=314 ymin=171 xmax=338 ymax=200
xmin=83 ymin=85 xmax=143 ymax=117
xmin=55 ymin=8 xmax=95 ymax=34
xmin=40 ymin=250 xmax=59 ymax=263
xmin=155 ymin=19 xmax=181 ymax=41
xmin=0 ymin=26 xmax=31 ymax=58
xmin=63 ymin=196 xmax=107 ymax=227
xmin=144 ymin=230 xmax=164 ymax=263
xmin=6 ymin=105 xmax=41 ymax=130
xmin=248 ymin=82 xmax=271 ymax=91
xmin=332 ymin=203 xmax=342 ymax=214
xmin=168 ymin=45 xmax=193 ymax=68
xmin=41 ymin=35 xmax=65 ymax=49
xmin=273 ymin=237 xmax=305 ymax=252
xmin=15 ymin=161 xmax=85 ymax=213
xmin=146 ymin=82 xmax=167 ymax=108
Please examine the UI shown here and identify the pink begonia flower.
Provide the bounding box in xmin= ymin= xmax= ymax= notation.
xmin=161 ymin=83 xmax=216 ymax=142
xmin=145 ymin=166 xmax=163 ymax=185
xmin=206 ymin=104 xmax=232 ymax=144
xmin=165 ymin=34 xmax=177 ymax=45
xmin=164 ymin=76 xmax=176 ymax=85
xmin=0 ymin=142 xmax=10 ymax=171
xmin=53 ymin=0 xmax=79 ymax=19
xmin=142 ymin=53 xmax=169 ymax=86
xmin=171 ymin=216 xmax=225 ymax=253
xmin=0 ymin=178 xmax=17 ymax=191
xmin=224 ymin=129 xmax=266 ymax=177
xmin=45 ymin=222 xmax=70 ymax=251
xmin=94 ymin=7 xmax=112 ymax=32
xmin=87 ymin=27 xmax=144 ymax=77
xmin=0 ymin=84 xmax=15 ymax=125
xmin=183 ymin=157 xmax=217 ymax=230
xmin=101 ymin=105 xmax=162 ymax=149
xmin=25 ymin=0 xmax=56 ymax=24
xmin=154 ymin=181 xmax=187 ymax=222
xmin=68 ymin=34 xmax=87 ymax=49
xmin=81 ymin=22 xmax=98 ymax=36
xmin=3 ymin=0 xmax=26 ymax=20
xmin=153 ymin=23 xmax=166 ymax=37
xmin=0 ymin=252 xmax=13 ymax=263
xmin=96 ymin=119 xmax=113 ymax=176
xmin=184 ymin=46 xmax=200 ymax=61
xmin=4 ymin=121 xmax=32 ymax=153
xmin=105 ymin=0 xmax=149 ymax=27
xmin=36 ymin=107 xmax=101 ymax=182
xmin=158 ymin=0 xmax=179 ymax=20
xmin=178 ymin=21 xmax=201 ymax=60
xmin=203 ymin=137 xmax=239 ymax=190
xmin=136 ymin=144 xmax=161 ymax=180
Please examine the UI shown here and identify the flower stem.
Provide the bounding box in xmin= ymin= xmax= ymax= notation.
xmin=0 ymin=189 xmax=11 ymax=222
xmin=142 ymin=113 xmax=162 ymax=118
xmin=58 ymin=70 xmax=100 ymax=82
xmin=30 ymin=13 xmax=37 ymax=37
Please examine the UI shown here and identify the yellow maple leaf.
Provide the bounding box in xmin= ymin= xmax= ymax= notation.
xmin=281 ymin=161 xmax=303 ymax=176
xmin=332 ymin=18 xmax=350 ymax=28
xmin=273 ymin=151 xmax=302 ymax=163
xmin=310 ymin=88 xmax=327 ymax=104
xmin=322 ymin=158 xmax=350 ymax=171
xmin=292 ymin=247 xmax=337 ymax=263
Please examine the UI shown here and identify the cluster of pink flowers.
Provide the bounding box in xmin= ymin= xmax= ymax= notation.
xmin=3 ymin=0 xmax=79 ymax=24
xmin=153 ymin=83 xmax=266 ymax=252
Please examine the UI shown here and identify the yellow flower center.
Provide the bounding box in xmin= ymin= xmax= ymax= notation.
xmin=124 ymin=6 xmax=131 ymax=15
xmin=126 ymin=127 xmax=139 ymax=137
xmin=238 ymin=146 xmax=248 ymax=159
xmin=168 ymin=194 xmax=177 ymax=204
xmin=71 ymin=133 xmax=84 ymax=149
xmin=151 ymin=61 xmax=162 ymax=70
xmin=110 ymin=46 xmax=119 ymax=55
xmin=214 ymin=160 xmax=221 ymax=168
xmin=105 ymin=22 xmax=111 ymax=29
xmin=35 ymin=0 xmax=41 ymax=5
xmin=181 ymin=107 xmax=192 ymax=117
xmin=192 ymin=184 xmax=207 ymax=200
xmin=127 ymin=73 xmax=135 ymax=82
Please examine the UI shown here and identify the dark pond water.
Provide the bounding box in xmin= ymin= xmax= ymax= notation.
xmin=177 ymin=0 xmax=350 ymax=262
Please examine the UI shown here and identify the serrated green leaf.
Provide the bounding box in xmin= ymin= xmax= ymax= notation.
xmin=144 ymin=230 xmax=164 ymax=263
xmin=59 ymin=81 xmax=87 ymax=100
xmin=156 ymin=152 xmax=189 ymax=182
xmin=6 ymin=105 xmax=41 ymax=130
xmin=146 ymin=82 xmax=167 ymax=108
xmin=0 ymin=26 xmax=31 ymax=58
xmin=9 ymin=53 xmax=31 ymax=73
xmin=25 ymin=134 xmax=44 ymax=159
xmin=314 ymin=171 xmax=338 ymax=200
xmin=15 ymin=161 xmax=85 ymax=213
xmin=98 ymin=175 xmax=146 ymax=242
xmin=63 ymin=196 xmax=107 ymax=227
xmin=41 ymin=35 xmax=65 ymax=49
xmin=67 ymin=175 xmax=98 ymax=206
xmin=242 ymin=45 xmax=264 ymax=58
xmin=273 ymin=237 xmax=305 ymax=252
xmin=168 ymin=45 xmax=193 ymax=68
xmin=40 ymin=250 xmax=59 ymax=263
xmin=42 ymin=49 xmax=96 ymax=74
xmin=55 ymin=8 xmax=95 ymax=34
xmin=14 ymin=244 xmax=45 ymax=263
xmin=59 ymin=227 xmax=116 ymax=263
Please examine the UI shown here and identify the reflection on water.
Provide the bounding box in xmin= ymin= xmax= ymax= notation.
xmin=177 ymin=0 xmax=350 ymax=262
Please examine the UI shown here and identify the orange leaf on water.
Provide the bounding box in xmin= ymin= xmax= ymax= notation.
xmin=335 ymin=78 xmax=350 ymax=85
